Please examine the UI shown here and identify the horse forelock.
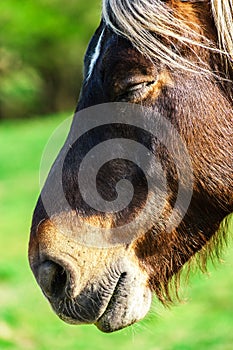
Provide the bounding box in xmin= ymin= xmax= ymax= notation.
xmin=102 ymin=0 xmax=233 ymax=76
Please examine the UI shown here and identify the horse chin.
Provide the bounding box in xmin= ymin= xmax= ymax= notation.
xmin=51 ymin=280 xmax=152 ymax=333
xmin=95 ymin=288 xmax=152 ymax=333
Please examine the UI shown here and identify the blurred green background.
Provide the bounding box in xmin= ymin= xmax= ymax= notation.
xmin=0 ymin=0 xmax=101 ymax=119
xmin=0 ymin=1 xmax=233 ymax=349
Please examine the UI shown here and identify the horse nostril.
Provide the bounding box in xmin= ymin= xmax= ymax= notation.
xmin=38 ymin=261 xmax=68 ymax=299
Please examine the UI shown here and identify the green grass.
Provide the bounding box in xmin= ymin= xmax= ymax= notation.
xmin=0 ymin=114 xmax=232 ymax=350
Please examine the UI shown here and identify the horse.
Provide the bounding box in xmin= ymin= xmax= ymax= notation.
xmin=29 ymin=0 xmax=233 ymax=333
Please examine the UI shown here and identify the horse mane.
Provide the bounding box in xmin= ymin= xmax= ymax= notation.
xmin=157 ymin=215 xmax=231 ymax=304
xmin=102 ymin=0 xmax=233 ymax=76
xmin=212 ymin=0 xmax=233 ymax=65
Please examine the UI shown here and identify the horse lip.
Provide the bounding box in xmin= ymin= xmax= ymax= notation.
xmin=95 ymin=273 xmax=152 ymax=333
xmin=95 ymin=272 xmax=128 ymax=322
xmin=50 ymin=272 xmax=127 ymax=325
xmin=95 ymin=289 xmax=152 ymax=333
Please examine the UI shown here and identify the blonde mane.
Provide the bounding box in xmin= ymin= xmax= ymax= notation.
xmin=102 ymin=0 xmax=233 ymax=75
xmin=212 ymin=0 xmax=233 ymax=64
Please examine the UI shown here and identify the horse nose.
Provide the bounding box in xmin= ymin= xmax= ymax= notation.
xmin=38 ymin=261 xmax=68 ymax=299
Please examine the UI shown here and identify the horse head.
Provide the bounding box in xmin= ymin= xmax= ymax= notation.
xmin=29 ymin=0 xmax=233 ymax=332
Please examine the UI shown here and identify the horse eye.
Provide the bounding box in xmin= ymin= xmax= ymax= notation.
xmin=118 ymin=80 xmax=155 ymax=101
xmin=127 ymin=82 xmax=149 ymax=92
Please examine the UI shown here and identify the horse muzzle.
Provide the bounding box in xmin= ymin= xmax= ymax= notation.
xmin=29 ymin=218 xmax=152 ymax=332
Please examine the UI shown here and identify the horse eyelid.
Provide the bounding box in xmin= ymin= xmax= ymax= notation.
xmin=127 ymin=81 xmax=154 ymax=92
xmin=117 ymin=80 xmax=156 ymax=101
xmin=180 ymin=0 xmax=206 ymax=2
